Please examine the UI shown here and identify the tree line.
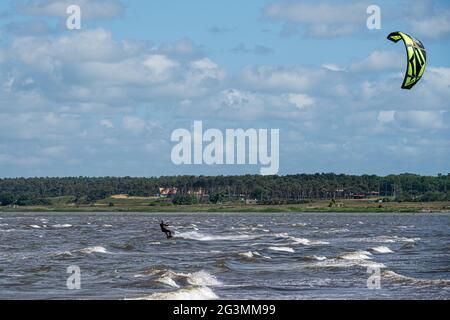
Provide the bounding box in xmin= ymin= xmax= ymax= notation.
xmin=0 ymin=173 xmax=449 ymax=206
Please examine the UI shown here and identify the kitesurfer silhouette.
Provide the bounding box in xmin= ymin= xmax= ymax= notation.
xmin=160 ymin=220 xmax=173 ymax=238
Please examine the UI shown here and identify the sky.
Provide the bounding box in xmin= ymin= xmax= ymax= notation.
xmin=0 ymin=0 xmax=449 ymax=177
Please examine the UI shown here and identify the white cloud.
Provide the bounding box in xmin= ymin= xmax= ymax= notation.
xmin=144 ymin=55 xmax=179 ymax=81
xmin=396 ymin=111 xmax=444 ymax=130
xmin=122 ymin=116 xmax=147 ymax=135
xmin=411 ymin=14 xmax=450 ymax=39
xmin=0 ymin=112 xmax=81 ymax=140
xmin=5 ymin=29 xmax=226 ymax=105
xmin=264 ymin=1 xmax=369 ymax=37
xmin=189 ymin=58 xmax=226 ymax=82
xmin=377 ymin=111 xmax=396 ymax=124
xmin=322 ymin=64 xmax=345 ymax=72
xmin=407 ymin=0 xmax=450 ymax=39
xmin=351 ymin=51 xmax=403 ymax=72
xmin=100 ymin=119 xmax=114 ymax=129
xmin=241 ymin=65 xmax=325 ymax=92
xmin=284 ymin=93 xmax=315 ymax=110
xmin=40 ymin=145 xmax=67 ymax=157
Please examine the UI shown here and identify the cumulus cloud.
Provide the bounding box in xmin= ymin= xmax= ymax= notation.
xmin=0 ymin=2 xmax=448 ymax=176
xmin=407 ymin=0 xmax=450 ymax=39
xmin=350 ymin=51 xmax=403 ymax=72
xmin=240 ymin=65 xmax=326 ymax=92
xmin=2 ymin=28 xmax=226 ymax=109
xmin=377 ymin=111 xmax=396 ymax=124
xmin=122 ymin=116 xmax=147 ymax=135
xmin=143 ymin=54 xmax=179 ymax=81
xmin=322 ymin=64 xmax=345 ymax=72
xmin=263 ymin=0 xmax=369 ymax=37
xmin=396 ymin=111 xmax=445 ymax=130
xmin=284 ymin=93 xmax=315 ymax=110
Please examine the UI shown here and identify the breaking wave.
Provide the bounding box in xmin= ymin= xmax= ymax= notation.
xmin=369 ymin=246 xmax=394 ymax=254
xmin=290 ymin=237 xmax=330 ymax=246
xmin=133 ymin=270 xmax=222 ymax=300
xmin=273 ymin=233 xmax=329 ymax=246
xmin=176 ymin=231 xmax=257 ymax=241
xmin=134 ymin=286 xmax=218 ymax=300
xmin=383 ymin=271 xmax=450 ymax=286
xmin=78 ymin=246 xmax=109 ymax=254
xmin=339 ymin=250 xmax=373 ymax=260
xmin=355 ymin=236 xmax=421 ymax=243
xmin=52 ymin=224 xmax=72 ymax=228
xmin=268 ymin=246 xmax=295 ymax=253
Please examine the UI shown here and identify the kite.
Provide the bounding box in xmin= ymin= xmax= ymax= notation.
xmin=387 ymin=31 xmax=427 ymax=90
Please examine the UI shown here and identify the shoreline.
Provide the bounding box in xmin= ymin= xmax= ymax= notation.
xmin=1 ymin=201 xmax=449 ymax=214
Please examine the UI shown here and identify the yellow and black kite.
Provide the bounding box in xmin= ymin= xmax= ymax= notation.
xmin=387 ymin=31 xmax=427 ymax=90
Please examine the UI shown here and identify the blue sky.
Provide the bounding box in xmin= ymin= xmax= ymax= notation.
xmin=0 ymin=0 xmax=449 ymax=177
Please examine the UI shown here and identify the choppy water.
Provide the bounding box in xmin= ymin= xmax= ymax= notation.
xmin=0 ymin=212 xmax=449 ymax=300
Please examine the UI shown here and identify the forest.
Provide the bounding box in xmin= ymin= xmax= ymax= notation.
xmin=0 ymin=173 xmax=449 ymax=206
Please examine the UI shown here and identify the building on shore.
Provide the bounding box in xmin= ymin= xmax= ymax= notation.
xmin=158 ymin=187 xmax=178 ymax=198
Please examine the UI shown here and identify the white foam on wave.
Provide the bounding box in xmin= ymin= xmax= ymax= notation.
xmin=370 ymin=246 xmax=394 ymax=254
xmin=273 ymin=232 xmax=289 ymax=238
xmin=292 ymin=223 xmax=307 ymax=227
xmin=357 ymin=235 xmax=421 ymax=244
xmin=29 ymin=225 xmax=41 ymax=229
xmin=137 ymin=270 xmax=222 ymax=300
xmin=176 ymin=231 xmax=257 ymax=241
xmin=272 ymin=232 xmax=329 ymax=246
xmin=383 ymin=270 xmax=450 ymax=286
xmin=313 ymin=255 xmax=327 ymax=261
xmin=184 ymin=270 xmax=223 ymax=286
xmin=268 ymin=246 xmax=295 ymax=253
xmin=290 ymin=237 xmax=330 ymax=246
xmin=313 ymin=258 xmax=386 ymax=269
xmin=49 ymin=251 xmax=74 ymax=258
xmin=156 ymin=275 xmax=180 ymax=288
xmin=0 ymin=229 xmax=16 ymax=232
xmin=239 ymin=251 xmax=255 ymax=258
xmin=52 ymin=224 xmax=72 ymax=228
xmin=340 ymin=250 xmax=373 ymax=260
xmin=102 ymin=224 xmax=113 ymax=228
xmin=135 ymin=286 xmax=219 ymax=300
xmin=78 ymin=246 xmax=109 ymax=254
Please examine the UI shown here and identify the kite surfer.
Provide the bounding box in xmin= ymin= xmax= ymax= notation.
xmin=160 ymin=220 xmax=173 ymax=239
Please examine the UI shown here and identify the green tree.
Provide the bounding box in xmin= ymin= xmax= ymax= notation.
xmin=0 ymin=193 xmax=15 ymax=206
xmin=210 ymin=192 xmax=225 ymax=204
xmin=172 ymin=195 xmax=199 ymax=205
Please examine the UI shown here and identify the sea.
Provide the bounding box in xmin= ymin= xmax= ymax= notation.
xmin=0 ymin=212 xmax=448 ymax=300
